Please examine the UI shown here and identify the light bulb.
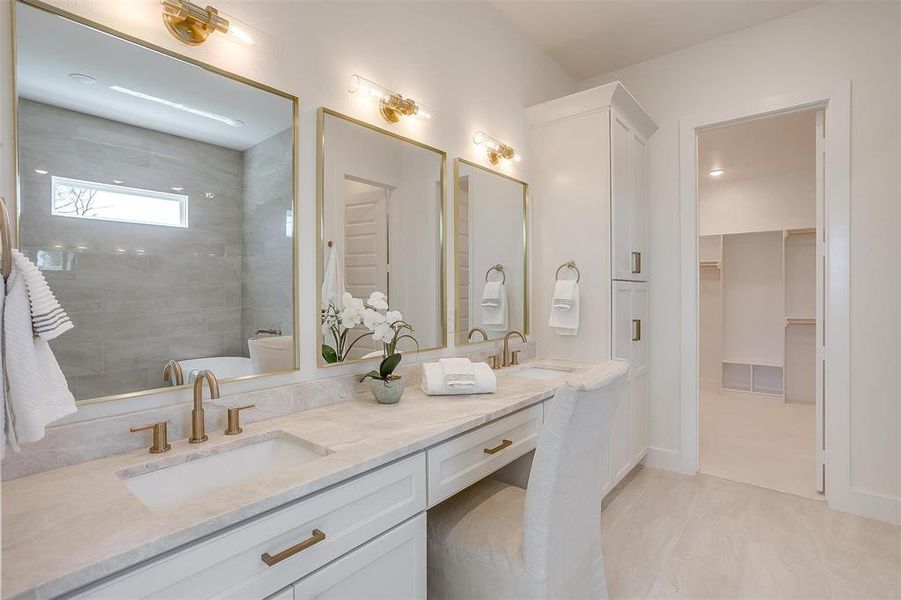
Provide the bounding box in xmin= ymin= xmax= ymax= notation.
xmin=709 ymin=169 xmax=725 ymax=177
xmin=349 ymin=74 xmax=392 ymax=101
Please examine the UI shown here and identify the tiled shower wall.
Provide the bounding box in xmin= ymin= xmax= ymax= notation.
xmin=18 ymin=100 xmax=245 ymax=400
xmin=241 ymin=128 xmax=294 ymax=344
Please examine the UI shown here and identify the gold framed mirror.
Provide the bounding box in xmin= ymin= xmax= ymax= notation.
xmin=316 ymin=108 xmax=446 ymax=367
xmin=454 ymin=158 xmax=529 ymax=345
xmin=12 ymin=0 xmax=300 ymax=406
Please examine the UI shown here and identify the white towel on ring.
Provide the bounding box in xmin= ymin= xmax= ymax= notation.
xmin=481 ymin=282 xmax=508 ymax=331
xmin=12 ymin=251 xmax=73 ymax=341
xmin=549 ymin=281 xmax=580 ymax=336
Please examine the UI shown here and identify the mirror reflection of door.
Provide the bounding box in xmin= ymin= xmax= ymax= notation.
xmin=343 ymin=179 xmax=389 ymax=359
xmin=457 ymin=176 xmax=471 ymax=334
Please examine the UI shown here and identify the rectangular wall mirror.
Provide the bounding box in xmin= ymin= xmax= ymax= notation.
xmin=317 ymin=109 xmax=446 ymax=365
xmin=455 ymin=159 xmax=528 ymax=344
xmin=13 ymin=0 xmax=298 ymax=404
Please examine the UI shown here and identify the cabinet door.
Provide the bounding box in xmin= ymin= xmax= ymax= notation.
xmin=630 ymin=372 xmax=649 ymax=462
xmin=611 ymin=111 xmax=634 ymax=281
xmin=630 ymin=133 xmax=648 ymax=282
xmin=292 ymin=515 xmax=426 ymax=600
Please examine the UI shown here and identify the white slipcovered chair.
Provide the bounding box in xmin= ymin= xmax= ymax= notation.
xmin=427 ymin=361 xmax=629 ymax=600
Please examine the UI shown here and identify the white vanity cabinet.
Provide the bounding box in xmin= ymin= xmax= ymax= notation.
xmin=611 ymin=281 xmax=650 ymax=484
xmin=71 ymin=455 xmax=427 ymax=600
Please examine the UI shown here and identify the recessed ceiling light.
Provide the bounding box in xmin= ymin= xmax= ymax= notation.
xmin=109 ymin=85 xmax=246 ymax=127
xmin=69 ymin=73 xmax=96 ymax=85
xmin=709 ymin=169 xmax=725 ymax=177
xmin=205 ymin=192 xmax=215 ymax=199
xmin=34 ymin=169 xmax=49 ymax=175
xmin=112 ymin=179 xmax=124 ymax=184
xmin=171 ymin=186 xmax=184 ymax=192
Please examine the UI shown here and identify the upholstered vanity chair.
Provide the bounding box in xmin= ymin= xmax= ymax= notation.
xmin=427 ymin=362 xmax=629 ymax=600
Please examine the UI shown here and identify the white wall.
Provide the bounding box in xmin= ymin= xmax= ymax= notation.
xmin=578 ymin=2 xmax=900 ymax=514
xmin=0 ymin=0 xmax=574 ymax=418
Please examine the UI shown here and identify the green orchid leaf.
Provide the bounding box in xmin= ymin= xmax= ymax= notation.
xmin=322 ymin=345 xmax=338 ymax=363
xmin=359 ymin=369 xmax=381 ymax=382
xmin=379 ymin=353 xmax=402 ymax=379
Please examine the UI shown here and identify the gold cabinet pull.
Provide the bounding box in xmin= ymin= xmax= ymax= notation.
xmin=484 ymin=439 xmax=513 ymax=455
xmin=631 ymin=251 xmax=642 ymax=274
xmin=261 ymin=529 xmax=326 ymax=566
xmin=632 ymin=319 xmax=642 ymax=342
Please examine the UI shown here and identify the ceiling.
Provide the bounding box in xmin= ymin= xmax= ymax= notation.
xmin=15 ymin=4 xmax=292 ymax=151
xmin=492 ymin=1 xmax=819 ymax=80
xmin=698 ymin=109 xmax=817 ymax=185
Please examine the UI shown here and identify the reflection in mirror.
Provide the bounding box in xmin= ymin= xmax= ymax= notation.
xmin=318 ymin=109 xmax=445 ymax=365
xmin=455 ymin=159 xmax=528 ymax=344
xmin=14 ymin=2 xmax=297 ymax=403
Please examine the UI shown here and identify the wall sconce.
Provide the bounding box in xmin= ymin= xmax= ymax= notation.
xmin=161 ymin=0 xmax=255 ymax=46
xmin=473 ymin=130 xmax=521 ymax=165
xmin=348 ymin=74 xmax=432 ymax=123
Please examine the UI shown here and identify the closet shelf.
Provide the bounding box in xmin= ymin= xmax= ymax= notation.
xmin=699 ymin=260 xmax=720 ymax=269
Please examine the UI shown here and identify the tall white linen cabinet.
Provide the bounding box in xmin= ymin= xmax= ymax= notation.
xmin=526 ymin=82 xmax=657 ymax=493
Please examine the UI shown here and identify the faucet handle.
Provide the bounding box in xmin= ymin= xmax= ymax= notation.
xmin=225 ymin=404 xmax=255 ymax=436
xmin=489 ymin=354 xmax=501 ymax=370
xmin=130 ymin=421 xmax=171 ymax=454
xmin=511 ymin=350 xmax=521 ymax=365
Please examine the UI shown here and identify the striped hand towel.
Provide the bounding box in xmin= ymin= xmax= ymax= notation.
xmin=12 ymin=251 xmax=74 ymax=341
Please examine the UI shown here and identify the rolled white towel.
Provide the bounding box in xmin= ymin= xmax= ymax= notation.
xmin=549 ymin=281 xmax=580 ymax=336
xmin=438 ymin=357 xmax=476 ymax=388
xmin=421 ymin=361 xmax=497 ymax=395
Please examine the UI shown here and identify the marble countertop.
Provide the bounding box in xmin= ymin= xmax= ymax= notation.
xmin=2 ymin=358 xmax=618 ymax=599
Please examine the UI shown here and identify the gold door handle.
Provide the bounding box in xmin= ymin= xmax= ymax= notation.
xmin=484 ymin=439 xmax=513 ymax=455
xmin=225 ymin=403 xmax=255 ymax=435
xmin=632 ymin=319 xmax=642 ymax=342
xmin=130 ymin=421 xmax=171 ymax=454
xmin=261 ymin=529 xmax=326 ymax=566
xmin=631 ymin=251 xmax=642 ymax=274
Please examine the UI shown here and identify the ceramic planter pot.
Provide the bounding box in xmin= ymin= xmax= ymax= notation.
xmin=370 ymin=376 xmax=405 ymax=404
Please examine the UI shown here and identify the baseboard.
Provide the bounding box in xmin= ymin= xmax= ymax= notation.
xmin=829 ymin=485 xmax=901 ymax=525
xmin=641 ymin=447 xmax=684 ymax=472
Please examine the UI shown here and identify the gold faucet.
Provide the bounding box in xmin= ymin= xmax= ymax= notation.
xmin=189 ymin=369 xmax=219 ymax=443
xmin=467 ymin=327 xmax=488 ymax=342
xmin=163 ymin=360 xmax=184 ymax=386
xmin=502 ymin=330 xmax=526 ymax=367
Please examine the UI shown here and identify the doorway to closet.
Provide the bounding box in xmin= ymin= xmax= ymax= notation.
xmin=697 ymin=109 xmax=824 ymax=500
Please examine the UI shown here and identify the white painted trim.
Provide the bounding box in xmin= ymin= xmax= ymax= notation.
xmin=642 ymin=446 xmax=682 ymax=472
xmin=677 ymin=84 xmax=895 ymax=523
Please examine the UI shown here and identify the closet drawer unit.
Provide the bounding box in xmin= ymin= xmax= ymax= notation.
xmin=427 ymin=405 xmax=542 ymax=506
xmin=73 ymin=454 xmax=427 ymax=600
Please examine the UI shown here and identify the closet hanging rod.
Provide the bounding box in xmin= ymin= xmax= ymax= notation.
xmin=0 ymin=196 xmax=12 ymax=279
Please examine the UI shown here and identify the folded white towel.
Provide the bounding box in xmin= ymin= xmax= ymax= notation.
xmin=481 ymin=281 xmax=502 ymax=307
xmin=421 ymin=361 xmax=497 ymax=396
xmin=13 ymin=251 xmax=74 ymax=341
xmin=3 ymin=265 xmax=77 ymax=450
xmin=548 ymin=281 xmax=580 ymax=336
xmin=552 ymin=280 xmax=577 ymax=310
xmin=0 ymin=280 xmax=6 ymax=458
xmin=481 ymin=282 xmax=508 ymax=331
xmin=438 ymin=357 xmax=476 ymax=388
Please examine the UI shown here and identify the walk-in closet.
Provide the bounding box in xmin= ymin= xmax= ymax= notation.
xmin=698 ymin=109 xmax=824 ymax=500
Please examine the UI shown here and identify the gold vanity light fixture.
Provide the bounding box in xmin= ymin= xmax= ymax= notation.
xmin=473 ymin=130 xmax=521 ymax=165
xmin=348 ymin=74 xmax=432 ymax=123
xmin=161 ymin=0 xmax=255 ymax=46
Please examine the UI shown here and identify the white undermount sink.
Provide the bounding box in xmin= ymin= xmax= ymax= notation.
xmin=118 ymin=433 xmax=332 ymax=512
xmin=510 ymin=365 xmax=576 ymax=381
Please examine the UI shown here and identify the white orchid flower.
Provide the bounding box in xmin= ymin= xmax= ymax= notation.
xmin=339 ymin=294 xmax=365 ymax=328
xmin=385 ymin=310 xmax=402 ymax=325
xmin=367 ymin=291 xmax=389 ymax=310
xmin=363 ymin=307 xmax=387 ymax=331
xmin=372 ymin=322 xmax=395 ymax=343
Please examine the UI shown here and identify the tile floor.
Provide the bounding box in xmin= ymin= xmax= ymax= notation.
xmin=700 ymin=386 xmax=819 ymax=499
xmin=601 ymin=466 xmax=901 ymax=599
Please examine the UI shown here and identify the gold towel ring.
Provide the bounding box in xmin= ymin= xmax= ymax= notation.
xmin=485 ymin=263 xmax=506 ymax=284
xmin=555 ymin=261 xmax=580 ymax=283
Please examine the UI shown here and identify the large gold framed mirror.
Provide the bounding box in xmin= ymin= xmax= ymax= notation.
xmin=12 ymin=0 xmax=299 ymax=405
xmin=454 ymin=159 xmax=528 ymax=345
xmin=317 ymin=108 xmax=446 ymax=366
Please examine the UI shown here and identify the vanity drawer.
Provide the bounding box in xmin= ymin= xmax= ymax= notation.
xmin=73 ymin=453 xmax=426 ymax=600
xmin=427 ymin=405 xmax=542 ymax=506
